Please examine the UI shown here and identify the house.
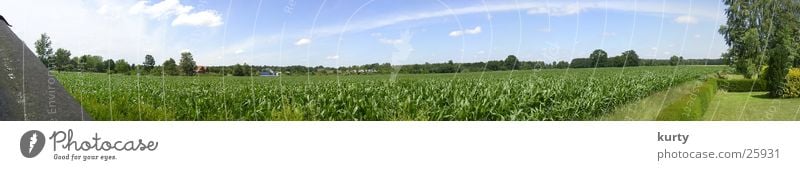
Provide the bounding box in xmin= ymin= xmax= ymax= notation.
xmin=194 ymin=66 xmax=207 ymax=74
xmin=259 ymin=69 xmax=280 ymax=77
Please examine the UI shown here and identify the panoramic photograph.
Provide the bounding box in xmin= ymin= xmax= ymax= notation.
xmin=1 ymin=0 xmax=797 ymax=121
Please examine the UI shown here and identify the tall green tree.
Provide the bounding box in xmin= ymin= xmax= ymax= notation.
xmin=115 ymin=59 xmax=131 ymax=75
xmin=53 ymin=48 xmax=71 ymax=71
xmin=103 ymin=59 xmax=116 ymax=74
xmin=762 ymin=0 xmax=800 ymax=97
xmin=163 ymin=58 xmax=178 ymax=76
xmin=588 ymin=49 xmax=608 ymax=67
xmin=34 ymin=33 xmax=54 ymax=67
xmin=719 ymin=0 xmax=800 ymax=96
xmin=178 ymin=52 xmax=196 ymax=76
xmin=79 ymin=55 xmax=104 ymax=72
xmin=620 ymin=50 xmax=640 ymax=66
xmin=232 ymin=63 xmax=246 ymax=76
xmin=504 ymin=55 xmax=519 ymax=70
xmin=669 ymin=55 xmax=682 ymax=66
xmin=143 ymin=54 xmax=155 ymax=71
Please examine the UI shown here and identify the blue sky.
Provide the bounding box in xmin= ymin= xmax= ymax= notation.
xmin=3 ymin=0 xmax=727 ymax=67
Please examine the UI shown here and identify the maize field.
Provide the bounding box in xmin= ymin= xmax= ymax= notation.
xmin=55 ymin=66 xmax=724 ymax=121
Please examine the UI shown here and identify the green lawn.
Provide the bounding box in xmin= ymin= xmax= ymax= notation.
xmin=597 ymin=81 xmax=702 ymax=121
xmin=704 ymin=91 xmax=800 ymax=121
xmin=601 ymin=80 xmax=800 ymax=121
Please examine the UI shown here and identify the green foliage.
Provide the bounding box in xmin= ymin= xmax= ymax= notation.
xmin=78 ymin=55 xmax=104 ymax=72
xmin=34 ymin=33 xmax=53 ymax=67
xmin=669 ymin=55 xmax=682 ymax=66
xmin=232 ymin=63 xmax=247 ymax=76
xmin=572 ymin=50 xmax=642 ymax=68
xmin=504 ymin=55 xmax=519 ymax=70
xmin=589 ymin=49 xmax=607 ymax=67
xmin=765 ymin=46 xmax=793 ymax=97
xmin=795 ymin=56 xmax=800 ymax=67
xmin=53 ymin=48 xmax=71 ymax=71
xmin=143 ymin=55 xmax=155 ymax=71
xmin=103 ymin=59 xmax=115 ymax=74
xmin=54 ymin=66 xmax=725 ymax=121
xmin=781 ymin=68 xmax=800 ymax=98
xmin=162 ymin=58 xmax=178 ymax=76
xmin=656 ymin=79 xmax=718 ymax=121
xmin=718 ymin=79 xmax=767 ymax=92
xmin=569 ymin=58 xmax=594 ymax=68
xmin=720 ymin=0 xmax=800 ymax=80
xmin=115 ymin=59 xmax=131 ymax=75
xmin=555 ymin=61 xmax=569 ymax=69
xmin=178 ymin=52 xmax=196 ymax=76
xmin=619 ymin=50 xmax=640 ymax=66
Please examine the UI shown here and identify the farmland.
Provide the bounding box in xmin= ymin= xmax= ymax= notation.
xmin=55 ymin=66 xmax=725 ymax=121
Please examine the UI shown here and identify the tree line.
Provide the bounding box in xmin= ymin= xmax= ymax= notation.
xmin=33 ymin=33 xmax=724 ymax=77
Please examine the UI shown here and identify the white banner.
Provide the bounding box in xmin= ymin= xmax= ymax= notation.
xmin=0 ymin=122 xmax=796 ymax=170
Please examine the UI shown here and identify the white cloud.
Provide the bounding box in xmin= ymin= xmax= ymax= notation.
xmin=234 ymin=49 xmax=244 ymax=54
xmin=129 ymin=0 xmax=193 ymax=19
xmin=674 ymin=15 xmax=698 ymax=24
xmin=171 ymin=10 xmax=222 ymax=27
xmin=294 ymin=38 xmax=312 ymax=46
xmin=449 ymin=26 xmax=481 ymax=37
xmin=448 ymin=30 xmax=464 ymax=37
xmin=129 ymin=0 xmax=222 ymax=27
xmin=465 ymin=26 xmax=482 ymax=34
xmin=326 ymin=55 xmax=340 ymax=60
xmin=180 ymin=49 xmax=191 ymax=53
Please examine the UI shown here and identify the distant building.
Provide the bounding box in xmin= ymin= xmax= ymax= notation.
xmin=260 ymin=69 xmax=280 ymax=77
xmin=194 ymin=66 xmax=207 ymax=74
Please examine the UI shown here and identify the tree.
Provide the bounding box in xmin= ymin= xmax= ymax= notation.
xmin=570 ymin=58 xmax=594 ymax=68
xmin=588 ymin=49 xmax=608 ymax=67
xmin=721 ymin=52 xmax=734 ymax=66
xmin=162 ymin=58 xmax=178 ymax=76
xmin=103 ymin=59 xmax=116 ymax=74
xmin=232 ymin=63 xmax=246 ymax=76
xmin=53 ymin=48 xmax=71 ymax=71
xmin=178 ymin=52 xmax=196 ymax=76
xmin=720 ymin=0 xmax=800 ymax=97
xmin=504 ymin=55 xmax=519 ymax=70
xmin=620 ymin=50 xmax=640 ymax=66
xmin=669 ymin=55 xmax=682 ymax=66
xmin=555 ymin=61 xmax=570 ymax=69
xmin=115 ymin=59 xmax=131 ymax=75
xmin=34 ymin=33 xmax=54 ymax=67
xmin=69 ymin=57 xmax=80 ymax=71
xmin=79 ymin=55 xmax=104 ymax=72
xmin=143 ymin=54 xmax=155 ymax=71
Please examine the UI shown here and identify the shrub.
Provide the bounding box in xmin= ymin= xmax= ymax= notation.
xmin=718 ymin=79 xmax=767 ymax=92
xmin=657 ymin=79 xmax=718 ymax=121
xmin=781 ymin=68 xmax=800 ymax=98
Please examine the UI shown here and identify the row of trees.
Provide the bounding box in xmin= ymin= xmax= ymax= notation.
xmin=33 ymin=33 xmax=198 ymax=76
xmin=719 ymin=0 xmax=800 ymax=97
xmin=33 ymin=34 xmax=724 ymax=77
xmin=570 ymin=49 xmax=641 ymax=68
